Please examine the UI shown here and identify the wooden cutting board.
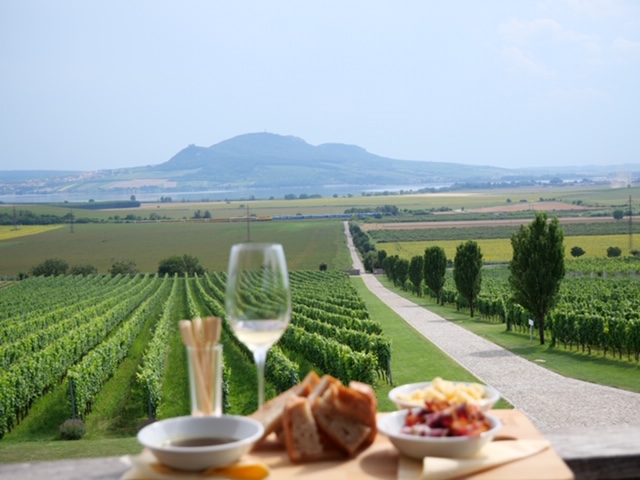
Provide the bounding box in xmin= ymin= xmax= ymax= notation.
xmin=247 ymin=410 xmax=574 ymax=479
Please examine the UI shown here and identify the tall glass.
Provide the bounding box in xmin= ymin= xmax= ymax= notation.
xmin=225 ymin=243 xmax=291 ymax=408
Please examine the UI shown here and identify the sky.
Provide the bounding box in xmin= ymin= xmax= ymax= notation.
xmin=1 ymin=0 xmax=639 ymax=171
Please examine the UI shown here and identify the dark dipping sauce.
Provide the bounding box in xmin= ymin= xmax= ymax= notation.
xmin=165 ymin=436 xmax=239 ymax=447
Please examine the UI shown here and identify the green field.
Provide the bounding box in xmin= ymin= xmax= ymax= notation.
xmin=0 ymin=220 xmax=352 ymax=277
xmin=0 ymin=271 xmax=507 ymax=463
xmin=379 ymin=234 xmax=637 ymax=263
xmin=2 ymin=184 xmax=639 ymax=277
xmin=1 ymin=184 xmax=639 ymax=463
xmin=2 ymin=183 xmax=639 ymax=220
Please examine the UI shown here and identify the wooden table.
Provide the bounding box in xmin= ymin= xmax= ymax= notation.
xmin=0 ymin=410 xmax=577 ymax=480
xmin=245 ymin=410 xmax=573 ymax=479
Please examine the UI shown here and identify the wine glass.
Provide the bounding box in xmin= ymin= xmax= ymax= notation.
xmin=225 ymin=243 xmax=291 ymax=408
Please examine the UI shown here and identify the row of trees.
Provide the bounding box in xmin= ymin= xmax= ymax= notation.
xmin=382 ymin=241 xmax=484 ymax=317
xmin=29 ymin=254 xmax=206 ymax=278
xmin=356 ymin=212 xmax=566 ymax=345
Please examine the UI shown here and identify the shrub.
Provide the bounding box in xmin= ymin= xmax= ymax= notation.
xmin=59 ymin=418 xmax=86 ymax=440
xmin=570 ymin=246 xmax=586 ymax=258
xmin=607 ymin=246 xmax=622 ymax=258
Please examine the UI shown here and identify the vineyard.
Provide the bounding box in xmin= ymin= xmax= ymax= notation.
xmin=0 ymin=270 xmax=389 ymax=439
xmin=430 ymin=260 xmax=640 ymax=362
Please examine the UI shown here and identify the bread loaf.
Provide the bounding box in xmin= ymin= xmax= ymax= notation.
xmin=249 ymin=371 xmax=320 ymax=438
xmin=282 ymin=395 xmax=345 ymax=462
xmin=312 ymin=382 xmax=375 ymax=456
xmin=251 ymin=373 xmax=378 ymax=462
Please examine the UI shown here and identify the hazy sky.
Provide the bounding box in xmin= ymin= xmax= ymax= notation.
xmin=1 ymin=1 xmax=639 ymax=171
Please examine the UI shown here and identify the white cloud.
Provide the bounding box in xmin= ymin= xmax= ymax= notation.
xmin=502 ymin=46 xmax=554 ymax=77
xmin=613 ymin=36 xmax=640 ymax=59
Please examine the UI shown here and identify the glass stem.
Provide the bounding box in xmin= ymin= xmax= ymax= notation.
xmin=254 ymin=350 xmax=267 ymax=408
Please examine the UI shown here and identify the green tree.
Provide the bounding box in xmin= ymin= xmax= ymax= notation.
xmin=395 ymin=258 xmax=410 ymax=290
xmin=424 ymin=246 xmax=447 ymax=303
xmin=408 ymin=255 xmax=425 ymax=296
xmin=607 ymin=246 xmax=622 ymax=258
xmin=613 ymin=209 xmax=624 ymax=221
xmin=158 ymin=254 xmax=205 ymax=276
xmin=382 ymin=255 xmax=399 ymax=284
xmin=509 ymin=213 xmax=565 ymax=345
xmin=377 ymin=250 xmax=388 ymax=269
xmin=70 ymin=264 xmax=98 ymax=276
xmin=362 ymin=251 xmax=378 ymax=272
xmin=453 ymin=241 xmax=483 ymax=317
xmin=30 ymin=258 xmax=69 ymax=276
xmin=570 ymin=246 xmax=585 ymax=258
xmin=109 ymin=258 xmax=138 ymax=276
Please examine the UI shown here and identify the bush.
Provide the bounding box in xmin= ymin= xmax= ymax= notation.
xmin=59 ymin=418 xmax=86 ymax=440
xmin=607 ymin=246 xmax=622 ymax=258
xmin=30 ymin=258 xmax=69 ymax=276
xmin=570 ymin=246 xmax=586 ymax=258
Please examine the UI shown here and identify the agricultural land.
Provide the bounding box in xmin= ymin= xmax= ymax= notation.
xmin=0 ymin=184 xmax=639 ymax=463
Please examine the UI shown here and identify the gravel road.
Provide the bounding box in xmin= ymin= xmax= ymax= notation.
xmin=343 ymin=222 xmax=640 ymax=433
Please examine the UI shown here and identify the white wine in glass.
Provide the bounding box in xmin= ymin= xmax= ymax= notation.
xmin=225 ymin=243 xmax=291 ymax=408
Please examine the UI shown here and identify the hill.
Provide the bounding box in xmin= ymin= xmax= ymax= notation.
xmin=1 ymin=132 xmax=638 ymax=198
xmin=151 ymin=132 xmax=510 ymax=188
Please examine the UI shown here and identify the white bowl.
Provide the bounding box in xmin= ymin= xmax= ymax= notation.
xmin=137 ymin=415 xmax=264 ymax=471
xmin=377 ymin=409 xmax=501 ymax=459
xmin=389 ymin=381 xmax=500 ymax=411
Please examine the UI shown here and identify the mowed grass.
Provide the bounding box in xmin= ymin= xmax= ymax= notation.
xmin=379 ymin=234 xmax=636 ymax=263
xmin=0 ymin=220 xmax=352 ymax=277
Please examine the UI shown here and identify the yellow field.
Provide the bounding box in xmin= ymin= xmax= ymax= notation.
xmin=379 ymin=234 xmax=635 ymax=263
xmin=0 ymin=225 xmax=64 ymax=241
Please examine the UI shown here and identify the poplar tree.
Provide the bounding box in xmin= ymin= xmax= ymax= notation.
xmin=408 ymin=255 xmax=425 ymax=296
xmin=509 ymin=213 xmax=565 ymax=345
xmin=424 ymin=246 xmax=447 ymax=303
xmin=453 ymin=241 xmax=483 ymax=317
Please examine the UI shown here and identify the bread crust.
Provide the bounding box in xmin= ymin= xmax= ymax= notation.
xmin=282 ymin=395 xmax=345 ymax=462
xmin=249 ymin=371 xmax=321 ymax=438
xmin=312 ymin=383 xmax=376 ymax=456
xmin=250 ymin=373 xmax=377 ymax=462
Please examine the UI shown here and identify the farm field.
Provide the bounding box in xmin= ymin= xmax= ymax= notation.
xmin=378 ymin=234 xmax=637 ymax=263
xmin=2 ymin=184 xmax=639 ymax=222
xmin=0 ymin=270 xmax=497 ymax=463
xmin=375 ymin=274 xmax=640 ymax=393
xmin=1 ymin=184 xmax=639 ymax=463
xmin=0 ymin=220 xmax=352 ymax=277
xmin=0 ymin=225 xmax=64 ymax=241
xmin=2 ymin=184 xmax=639 ymax=278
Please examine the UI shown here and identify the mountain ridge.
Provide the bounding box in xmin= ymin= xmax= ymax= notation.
xmin=1 ymin=132 xmax=639 ymax=196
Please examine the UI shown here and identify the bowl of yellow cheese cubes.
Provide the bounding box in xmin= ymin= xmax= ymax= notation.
xmin=389 ymin=377 xmax=500 ymax=411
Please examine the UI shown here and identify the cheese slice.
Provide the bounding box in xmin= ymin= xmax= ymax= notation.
xmin=398 ymin=439 xmax=550 ymax=480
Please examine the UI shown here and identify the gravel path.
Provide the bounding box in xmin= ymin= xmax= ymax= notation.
xmin=343 ymin=222 xmax=640 ymax=432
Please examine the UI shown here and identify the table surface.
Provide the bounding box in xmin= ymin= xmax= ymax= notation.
xmin=0 ymin=410 xmax=580 ymax=480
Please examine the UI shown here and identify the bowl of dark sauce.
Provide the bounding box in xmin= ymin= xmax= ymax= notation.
xmin=137 ymin=415 xmax=264 ymax=471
